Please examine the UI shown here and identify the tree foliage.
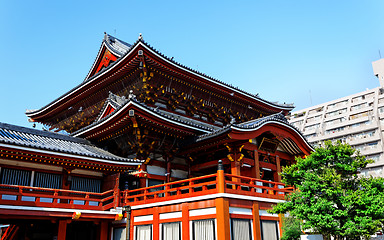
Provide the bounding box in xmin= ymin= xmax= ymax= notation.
xmin=281 ymin=216 xmax=302 ymax=240
xmin=271 ymin=141 xmax=384 ymax=240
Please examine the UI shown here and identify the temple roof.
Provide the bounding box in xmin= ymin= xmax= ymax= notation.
xmin=71 ymin=96 xmax=216 ymax=138
xmin=26 ymin=34 xmax=294 ymax=122
xmin=195 ymin=112 xmax=313 ymax=155
xmin=103 ymin=34 xmax=131 ymax=56
xmin=0 ymin=122 xmax=140 ymax=164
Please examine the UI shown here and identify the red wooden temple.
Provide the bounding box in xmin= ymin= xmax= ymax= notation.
xmin=0 ymin=33 xmax=312 ymax=240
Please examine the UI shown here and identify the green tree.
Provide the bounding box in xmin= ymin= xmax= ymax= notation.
xmin=271 ymin=141 xmax=384 ymax=240
xmin=281 ymin=216 xmax=302 ymax=240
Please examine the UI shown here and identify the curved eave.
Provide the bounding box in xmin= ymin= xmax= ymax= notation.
xmin=26 ymin=39 xmax=293 ymax=121
xmin=72 ymin=100 xmax=212 ymax=138
xmin=229 ymin=121 xmax=314 ymax=155
xmin=192 ymin=120 xmax=313 ymax=156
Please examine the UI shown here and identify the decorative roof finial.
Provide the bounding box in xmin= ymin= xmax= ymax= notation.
xmin=128 ymin=90 xmax=136 ymax=99
xmin=139 ymin=33 xmax=143 ymax=40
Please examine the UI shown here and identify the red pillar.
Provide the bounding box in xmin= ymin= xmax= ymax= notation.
xmin=99 ymin=221 xmax=108 ymax=240
xmin=252 ymin=202 xmax=261 ymax=240
xmin=153 ymin=207 xmax=159 ymax=240
xmin=182 ymin=203 xmax=190 ymax=240
xmin=57 ymin=220 xmax=67 ymax=240
xmin=216 ymin=197 xmax=230 ymax=240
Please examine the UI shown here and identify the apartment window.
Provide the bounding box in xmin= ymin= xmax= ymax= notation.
xmin=367 ymin=154 xmax=381 ymax=162
xmin=351 ymin=103 xmax=367 ymax=111
xmin=306 ymin=115 xmax=322 ymax=123
xmin=162 ymin=222 xmax=181 ymax=240
xmin=327 ymin=100 xmax=348 ymax=110
xmin=352 ymin=95 xmax=365 ymax=103
xmin=304 ymin=133 xmax=317 ymax=139
xmin=367 ymin=142 xmax=378 ymax=149
xmin=326 ymin=108 xmax=347 ymax=118
xmin=261 ymin=220 xmax=279 ymax=240
xmin=350 ymin=130 xmax=375 ymax=141
xmin=135 ymin=225 xmax=152 ymax=240
xmin=293 ymin=112 xmax=305 ymax=118
xmin=231 ymin=219 xmax=252 ymax=240
xmin=304 ymin=123 xmax=320 ymax=132
xmin=308 ymin=107 xmax=323 ymax=115
xmin=291 ymin=120 xmax=303 ymax=128
xmin=379 ymin=107 xmax=384 ymax=114
xmin=350 ymin=121 xmax=371 ymax=128
xmin=350 ymin=111 xmax=370 ymax=120
xmin=366 ymin=93 xmax=374 ymax=99
xmin=324 ymin=117 xmax=346 ymax=126
xmin=192 ymin=219 xmax=215 ymax=240
xmin=325 ymin=127 xmax=345 ymax=135
xmin=0 ymin=168 xmax=31 ymax=186
xmin=113 ymin=227 xmax=126 ymax=240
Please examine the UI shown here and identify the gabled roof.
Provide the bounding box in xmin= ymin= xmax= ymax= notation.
xmin=0 ymin=122 xmax=140 ymax=164
xmin=195 ymin=112 xmax=313 ymax=155
xmin=84 ymin=34 xmax=132 ymax=81
xmin=96 ymin=92 xmax=128 ymax=121
xmin=71 ymin=97 xmax=216 ymax=138
xmin=26 ymin=34 xmax=294 ymax=123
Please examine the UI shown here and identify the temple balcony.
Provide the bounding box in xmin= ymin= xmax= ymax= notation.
xmin=0 ymin=173 xmax=292 ymax=212
xmin=0 ymin=184 xmax=118 ymax=212
xmin=121 ymin=173 xmax=292 ymax=207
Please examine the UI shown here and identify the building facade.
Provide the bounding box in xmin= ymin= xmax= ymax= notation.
xmin=289 ymin=58 xmax=384 ymax=177
xmin=0 ymin=33 xmax=313 ymax=240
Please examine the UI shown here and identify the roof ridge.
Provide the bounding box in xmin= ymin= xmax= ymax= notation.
xmin=137 ymin=40 xmax=294 ymax=109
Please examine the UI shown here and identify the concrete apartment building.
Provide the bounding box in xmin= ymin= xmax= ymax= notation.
xmin=289 ymin=58 xmax=384 ymax=177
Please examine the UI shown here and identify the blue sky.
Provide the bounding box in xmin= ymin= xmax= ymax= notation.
xmin=1 ymin=1 xmax=384 ymax=129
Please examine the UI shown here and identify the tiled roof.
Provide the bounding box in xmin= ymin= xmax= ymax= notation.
xmin=0 ymin=122 xmax=140 ymax=163
xmin=71 ymin=97 xmax=216 ymax=137
xmin=196 ymin=112 xmax=304 ymax=142
xmin=103 ymin=34 xmax=131 ymax=56
xmin=195 ymin=112 xmax=313 ymax=155
xmin=26 ymin=34 xmax=293 ymax=118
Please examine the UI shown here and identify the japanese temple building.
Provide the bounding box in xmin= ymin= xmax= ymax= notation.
xmin=0 ymin=33 xmax=313 ymax=240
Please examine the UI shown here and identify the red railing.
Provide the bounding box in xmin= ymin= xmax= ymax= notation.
xmin=121 ymin=174 xmax=218 ymax=206
xmin=0 ymin=174 xmax=293 ymax=211
xmin=223 ymin=174 xmax=293 ymax=199
xmin=120 ymin=173 xmax=293 ymax=206
xmin=0 ymin=184 xmax=116 ymax=211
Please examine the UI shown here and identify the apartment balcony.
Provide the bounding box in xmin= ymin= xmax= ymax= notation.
xmin=359 ymin=144 xmax=383 ymax=156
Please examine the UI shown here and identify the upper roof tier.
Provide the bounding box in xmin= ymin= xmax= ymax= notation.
xmin=26 ymin=33 xmax=295 ymax=131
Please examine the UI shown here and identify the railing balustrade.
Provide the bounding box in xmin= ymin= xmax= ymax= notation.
xmin=0 ymin=184 xmax=115 ymax=211
xmin=0 ymin=173 xmax=293 ymax=211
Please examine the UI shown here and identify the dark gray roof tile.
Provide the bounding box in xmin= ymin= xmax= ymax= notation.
xmin=0 ymin=122 xmax=140 ymax=164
